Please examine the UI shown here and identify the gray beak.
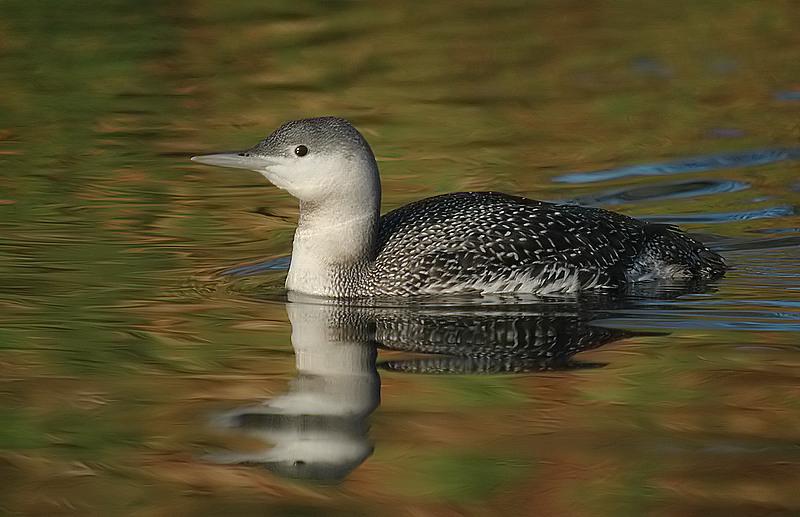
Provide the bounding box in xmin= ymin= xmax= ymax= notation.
xmin=191 ymin=152 xmax=276 ymax=171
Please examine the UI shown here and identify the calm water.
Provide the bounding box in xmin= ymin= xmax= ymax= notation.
xmin=1 ymin=1 xmax=800 ymax=515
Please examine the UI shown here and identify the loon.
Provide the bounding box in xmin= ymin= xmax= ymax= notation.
xmin=192 ymin=117 xmax=726 ymax=297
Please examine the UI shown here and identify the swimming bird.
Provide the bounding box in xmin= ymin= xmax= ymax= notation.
xmin=192 ymin=117 xmax=726 ymax=297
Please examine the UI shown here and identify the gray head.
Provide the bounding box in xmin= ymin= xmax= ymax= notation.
xmin=192 ymin=117 xmax=380 ymax=204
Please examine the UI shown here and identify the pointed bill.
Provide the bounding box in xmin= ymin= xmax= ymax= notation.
xmin=191 ymin=152 xmax=277 ymax=171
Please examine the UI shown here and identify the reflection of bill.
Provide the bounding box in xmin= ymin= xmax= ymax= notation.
xmin=206 ymin=294 xmax=660 ymax=482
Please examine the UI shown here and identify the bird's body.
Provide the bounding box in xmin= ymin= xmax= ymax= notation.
xmin=192 ymin=117 xmax=726 ymax=298
xmin=364 ymin=191 xmax=723 ymax=297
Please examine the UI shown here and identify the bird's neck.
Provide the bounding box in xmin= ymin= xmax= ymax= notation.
xmin=286 ymin=194 xmax=381 ymax=297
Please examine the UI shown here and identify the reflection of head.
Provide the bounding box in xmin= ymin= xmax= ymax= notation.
xmin=209 ymin=411 xmax=374 ymax=482
xmin=207 ymin=300 xmax=380 ymax=482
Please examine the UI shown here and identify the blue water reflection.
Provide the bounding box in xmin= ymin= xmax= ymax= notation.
xmin=570 ymin=179 xmax=749 ymax=206
xmin=642 ymin=205 xmax=795 ymax=224
xmin=556 ymin=148 xmax=800 ymax=184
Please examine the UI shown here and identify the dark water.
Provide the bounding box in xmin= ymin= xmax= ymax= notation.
xmin=1 ymin=1 xmax=799 ymax=515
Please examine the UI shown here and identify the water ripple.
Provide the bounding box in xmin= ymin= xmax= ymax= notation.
xmin=570 ymin=179 xmax=749 ymax=206
xmin=642 ymin=205 xmax=795 ymax=224
xmin=222 ymin=256 xmax=291 ymax=276
xmin=775 ymin=91 xmax=800 ymax=101
xmin=596 ymin=310 xmax=800 ymax=332
xmin=555 ymin=148 xmax=800 ymax=184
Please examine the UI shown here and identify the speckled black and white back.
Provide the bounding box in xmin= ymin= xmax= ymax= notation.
xmin=350 ymin=191 xmax=725 ymax=297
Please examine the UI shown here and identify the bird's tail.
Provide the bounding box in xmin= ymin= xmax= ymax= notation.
xmin=635 ymin=224 xmax=727 ymax=280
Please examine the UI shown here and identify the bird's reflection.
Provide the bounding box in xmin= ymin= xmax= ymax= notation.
xmin=375 ymin=305 xmax=631 ymax=374
xmin=207 ymin=287 xmax=696 ymax=482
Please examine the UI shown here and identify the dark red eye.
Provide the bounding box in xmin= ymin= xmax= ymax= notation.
xmin=294 ymin=145 xmax=308 ymax=157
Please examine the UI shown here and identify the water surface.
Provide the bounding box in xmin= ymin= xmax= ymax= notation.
xmin=1 ymin=1 xmax=799 ymax=515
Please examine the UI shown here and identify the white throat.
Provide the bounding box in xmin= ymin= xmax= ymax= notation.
xmin=285 ymin=158 xmax=381 ymax=297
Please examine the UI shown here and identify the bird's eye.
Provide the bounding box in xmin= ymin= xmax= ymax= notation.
xmin=294 ymin=145 xmax=308 ymax=157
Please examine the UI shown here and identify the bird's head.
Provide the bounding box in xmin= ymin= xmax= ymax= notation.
xmin=192 ymin=116 xmax=380 ymax=205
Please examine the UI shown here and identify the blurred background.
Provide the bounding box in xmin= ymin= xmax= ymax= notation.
xmin=1 ymin=1 xmax=799 ymax=515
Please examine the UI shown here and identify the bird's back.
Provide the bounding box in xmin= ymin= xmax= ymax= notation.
xmin=366 ymin=192 xmax=723 ymax=296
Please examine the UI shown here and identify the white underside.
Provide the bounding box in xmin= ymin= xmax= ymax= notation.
xmin=419 ymin=265 xmax=609 ymax=295
xmin=405 ymin=258 xmax=691 ymax=296
xmin=625 ymin=259 xmax=689 ymax=282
